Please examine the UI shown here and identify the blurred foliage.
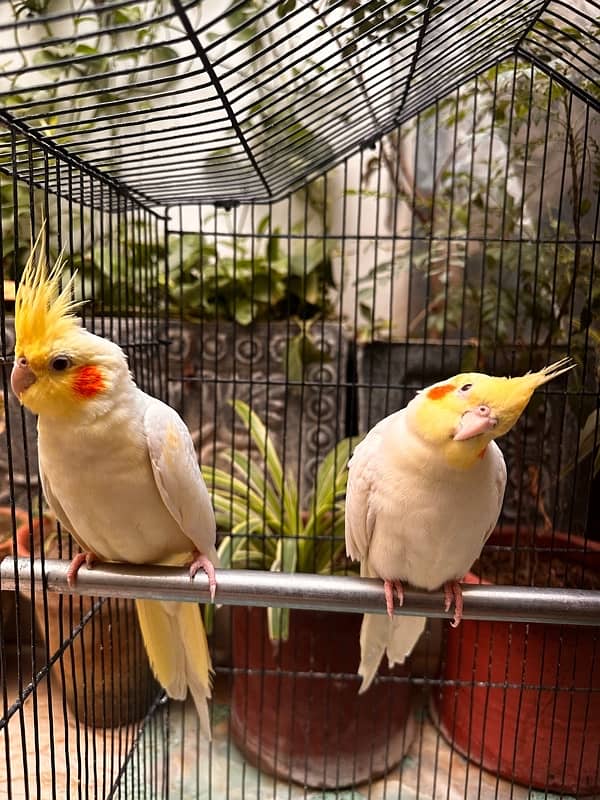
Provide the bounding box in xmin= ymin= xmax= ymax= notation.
xmin=2 ymin=179 xmax=336 ymax=385
xmin=202 ymin=0 xmax=339 ymax=180
xmin=0 ymin=176 xmax=163 ymax=316
xmin=3 ymin=0 xmax=181 ymax=143
xmin=202 ymin=400 xmax=360 ymax=641
xmin=352 ymin=17 xmax=600 ymax=475
xmin=358 ymin=58 xmax=600 ymax=371
xmin=167 ymin=223 xmax=335 ymax=327
xmin=322 ymin=0 xmax=426 ymax=60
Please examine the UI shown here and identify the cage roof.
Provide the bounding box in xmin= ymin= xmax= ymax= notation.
xmin=0 ymin=0 xmax=598 ymax=208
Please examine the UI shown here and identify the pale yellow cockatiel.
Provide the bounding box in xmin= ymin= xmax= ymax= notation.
xmin=10 ymin=232 xmax=218 ymax=735
xmin=345 ymin=359 xmax=574 ymax=692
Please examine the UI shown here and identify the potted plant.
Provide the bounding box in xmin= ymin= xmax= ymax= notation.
xmin=432 ymin=525 xmax=600 ymax=795
xmin=15 ymin=512 xmax=158 ymax=728
xmin=202 ymin=400 xmax=417 ymax=788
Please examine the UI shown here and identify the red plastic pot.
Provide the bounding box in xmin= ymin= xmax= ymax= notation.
xmin=231 ymin=605 xmax=417 ymax=788
xmin=432 ymin=528 xmax=600 ymax=795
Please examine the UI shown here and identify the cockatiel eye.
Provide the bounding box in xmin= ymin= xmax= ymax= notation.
xmin=50 ymin=355 xmax=71 ymax=372
xmin=458 ymin=383 xmax=473 ymax=393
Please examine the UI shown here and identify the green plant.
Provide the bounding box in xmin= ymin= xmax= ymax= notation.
xmin=167 ymin=201 xmax=337 ymax=379
xmin=353 ymin=34 xmax=600 ymax=511
xmin=69 ymin=218 xmax=166 ymax=315
xmin=168 ymin=221 xmax=335 ymax=327
xmin=0 ymin=187 xmax=164 ymax=316
xmin=202 ymin=400 xmax=360 ymax=641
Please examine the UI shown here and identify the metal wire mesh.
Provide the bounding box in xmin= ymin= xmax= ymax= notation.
xmin=0 ymin=1 xmax=598 ymax=205
xmin=0 ymin=1 xmax=599 ymax=798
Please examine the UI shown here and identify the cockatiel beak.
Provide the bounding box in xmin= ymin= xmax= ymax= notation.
xmin=453 ymin=404 xmax=497 ymax=441
xmin=11 ymin=357 xmax=37 ymax=400
xmin=452 ymin=357 xmax=576 ymax=442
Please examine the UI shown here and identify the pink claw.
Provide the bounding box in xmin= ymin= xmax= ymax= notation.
xmin=383 ymin=579 xmax=405 ymax=617
xmin=189 ymin=552 xmax=217 ymax=602
xmin=443 ymin=580 xmax=464 ymax=628
xmin=66 ymin=551 xmax=96 ymax=587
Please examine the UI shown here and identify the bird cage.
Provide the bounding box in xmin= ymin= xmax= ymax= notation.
xmin=0 ymin=1 xmax=599 ymax=798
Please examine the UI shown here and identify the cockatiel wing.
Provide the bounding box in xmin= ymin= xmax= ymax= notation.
xmin=345 ymin=415 xmax=390 ymax=562
xmin=482 ymin=442 xmax=507 ymax=547
xmin=142 ymin=397 xmax=216 ymax=735
xmin=39 ymin=462 xmax=89 ymax=553
xmin=143 ymin=398 xmax=218 ymax=564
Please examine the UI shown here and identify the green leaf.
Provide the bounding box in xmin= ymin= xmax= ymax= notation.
xmin=231 ymin=298 xmax=254 ymax=325
xmin=277 ymin=0 xmax=296 ymax=17
xmin=231 ymin=401 xmax=284 ymax=497
xmin=227 ymin=451 xmax=282 ymax=522
xmin=577 ymin=408 xmax=600 ymax=466
xmin=151 ymin=45 xmax=179 ymax=63
xmin=267 ymin=232 xmax=281 ymax=262
xmin=231 ymin=400 xmax=299 ymax=534
xmin=313 ymin=435 xmax=362 ymax=511
xmin=201 ymin=465 xmax=281 ymax=525
xmin=267 ymin=606 xmax=290 ymax=641
xmin=284 ymin=330 xmax=329 ymax=381
xmin=272 ymin=535 xmax=298 ymax=574
xmin=284 ymin=332 xmax=306 ymax=382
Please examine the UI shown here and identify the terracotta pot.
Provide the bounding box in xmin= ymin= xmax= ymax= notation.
xmin=231 ymin=605 xmax=417 ymax=789
xmin=17 ymin=516 xmax=158 ymax=728
xmin=432 ymin=528 xmax=600 ymax=795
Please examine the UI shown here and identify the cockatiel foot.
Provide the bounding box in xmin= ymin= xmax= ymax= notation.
xmin=189 ymin=552 xmax=217 ymax=602
xmin=443 ymin=580 xmax=464 ymax=628
xmin=383 ymin=579 xmax=405 ymax=617
xmin=66 ymin=551 xmax=97 ymax=587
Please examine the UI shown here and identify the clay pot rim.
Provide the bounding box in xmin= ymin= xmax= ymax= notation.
xmin=464 ymin=525 xmax=600 ymax=587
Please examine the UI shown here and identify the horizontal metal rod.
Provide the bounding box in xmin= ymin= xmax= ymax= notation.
xmin=1 ymin=558 xmax=599 ymax=626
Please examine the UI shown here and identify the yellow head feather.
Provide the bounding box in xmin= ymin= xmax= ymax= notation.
xmin=468 ymin=357 xmax=576 ymax=434
xmin=410 ymin=357 xmax=576 ymax=468
xmin=14 ymin=228 xmax=81 ymax=359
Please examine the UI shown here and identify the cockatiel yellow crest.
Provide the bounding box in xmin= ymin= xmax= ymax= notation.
xmin=14 ymin=229 xmax=79 ymax=354
xmin=12 ymin=229 xmax=218 ymax=734
xmin=345 ymin=358 xmax=575 ymax=692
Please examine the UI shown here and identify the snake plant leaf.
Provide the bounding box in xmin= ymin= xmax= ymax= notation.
xmin=202 ymin=400 xmax=358 ymax=642
xmin=231 ymin=399 xmax=284 ymax=495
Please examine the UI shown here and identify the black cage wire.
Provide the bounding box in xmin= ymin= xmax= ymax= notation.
xmin=0 ymin=0 xmax=599 ymax=798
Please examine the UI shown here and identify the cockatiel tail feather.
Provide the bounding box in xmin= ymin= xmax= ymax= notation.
xmin=136 ymin=599 xmax=212 ymax=733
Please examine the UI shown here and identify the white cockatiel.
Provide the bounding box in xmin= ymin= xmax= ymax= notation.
xmin=11 ymin=234 xmax=218 ymax=734
xmin=345 ymin=360 xmax=574 ymax=692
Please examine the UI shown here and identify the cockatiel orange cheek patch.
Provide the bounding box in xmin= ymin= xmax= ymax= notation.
xmin=72 ymin=365 xmax=106 ymax=398
xmin=427 ymin=383 xmax=455 ymax=400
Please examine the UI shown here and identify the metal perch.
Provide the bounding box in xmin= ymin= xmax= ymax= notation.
xmin=1 ymin=557 xmax=599 ymax=626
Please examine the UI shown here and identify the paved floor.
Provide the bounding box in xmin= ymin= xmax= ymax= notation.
xmin=2 ymin=666 xmax=575 ymax=800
